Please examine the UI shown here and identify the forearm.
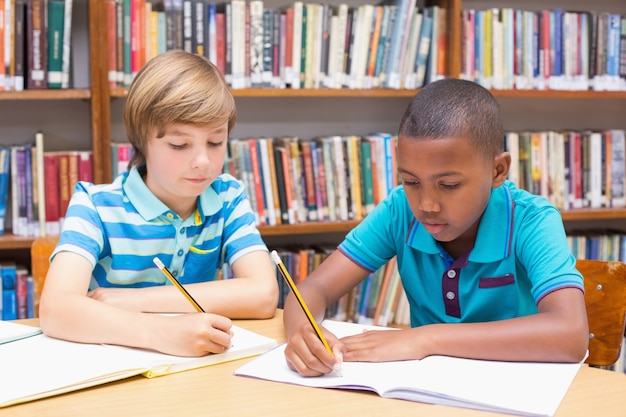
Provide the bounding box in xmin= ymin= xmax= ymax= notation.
xmin=139 ymin=278 xmax=278 ymax=318
xmin=40 ymin=293 xmax=159 ymax=349
xmin=419 ymin=312 xmax=588 ymax=363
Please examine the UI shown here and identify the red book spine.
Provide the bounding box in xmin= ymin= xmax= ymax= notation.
xmin=216 ymin=12 xmax=226 ymax=75
xmin=300 ymin=141 xmax=317 ymax=222
xmin=44 ymin=153 xmax=60 ymax=223
xmin=247 ymin=139 xmax=266 ymax=225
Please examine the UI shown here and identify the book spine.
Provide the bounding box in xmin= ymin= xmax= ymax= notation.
xmin=182 ymin=0 xmax=192 ymax=52
xmin=0 ymin=146 xmax=9 ymax=235
xmin=46 ymin=0 xmax=64 ymax=88
xmin=4 ymin=0 xmax=14 ymax=90
xmin=215 ymin=10 xmax=225 ymax=75
xmin=360 ymin=139 xmax=374 ymax=214
xmin=300 ymin=140 xmax=317 ymax=221
xmin=13 ymin=0 xmax=25 ymax=91
xmin=249 ymin=0 xmax=263 ymax=87
xmin=27 ymin=0 xmax=47 ymax=89
xmin=247 ymin=139 xmax=266 ymax=225
xmin=43 ymin=153 xmax=60 ymax=236
xmin=0 ymin=0 xmax=5 ymax=91
xmin=60 ymin=0 xmax=72 ymax=88
xmin=273 ymin=147 xmax=289 ymax=224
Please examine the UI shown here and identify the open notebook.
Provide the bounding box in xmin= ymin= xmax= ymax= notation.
xmin=0 ymin=324 xmax=276 ymax=408
xmin=234 ymin=320 xmax=584 ymax=417
xmin=0 ymin=320 xmax=43 ymax=344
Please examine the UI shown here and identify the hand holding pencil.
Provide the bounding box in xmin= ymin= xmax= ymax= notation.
xmin=271 ymin=250 xmax=343 ymax=377
xmin=152 ymin=257 xmax=233 ymax=356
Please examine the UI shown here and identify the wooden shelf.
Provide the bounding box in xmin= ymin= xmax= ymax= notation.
xmin=1 ymin=209 xmax=624 ymax=250
xmin=0 ymin=89 xmax=91 ymax=100
xmin=0 ymin=235 xmax=35 ymax=250
xmin=108 ymin=87 xmax=626 ymax=100
xmin=490 ymin=90 xmax=626 ymax=99
xmin=258 ymin=220 xmax=360 ymax=236
xmin=560 ymin=208 xmax=626 ymax=222
xmin=110 ymin=87 xmax=419 ymax=99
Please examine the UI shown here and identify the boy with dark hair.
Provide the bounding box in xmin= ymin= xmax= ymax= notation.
xmin=283 ymin=78 xmax=588 ymax=376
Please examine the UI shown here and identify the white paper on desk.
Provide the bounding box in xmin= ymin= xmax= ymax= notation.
xmin=0 ymin=320 xmax=42 ymax=344
xmin=0 ymin=324 xmax=276 ymax=408
xmin=234 ymin=320 xmax=583 ymax=417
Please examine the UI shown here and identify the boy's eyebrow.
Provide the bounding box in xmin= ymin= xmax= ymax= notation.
xmin=398 ymin=167 xmax=463 ymax=179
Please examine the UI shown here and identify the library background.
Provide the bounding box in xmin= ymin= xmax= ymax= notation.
xmin=0 ymin=0 xmax=625 ymax=371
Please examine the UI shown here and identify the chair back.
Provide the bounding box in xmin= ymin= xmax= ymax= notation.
xmin=30 ymin=236 xmax=60 ymax=316
xmin=577 ymin=259 xmax=626 ymax=368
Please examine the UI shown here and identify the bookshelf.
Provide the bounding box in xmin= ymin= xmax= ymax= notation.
xmin=1 ymin=0 xmax=626 ymax=309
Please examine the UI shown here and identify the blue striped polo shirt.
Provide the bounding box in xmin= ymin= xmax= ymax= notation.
xmin=339 ymin=180 xmax=583 ymax=327
xmin=52 ymin=166 xmax=268 ymax=289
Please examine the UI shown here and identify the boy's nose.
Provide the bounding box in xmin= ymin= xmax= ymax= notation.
xmin=191 ymin=152 xmax=210 ymax=168
xmin=418 ymin=193 xmax=440 ymax=213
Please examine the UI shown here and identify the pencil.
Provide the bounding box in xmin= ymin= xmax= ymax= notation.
xmin=270 ymin=250 xmax=334 ymax=356
xmin=153 ymin=257 xmax=205 ymax=313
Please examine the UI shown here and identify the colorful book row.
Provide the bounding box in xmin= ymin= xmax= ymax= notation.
xmin=0 ymin=134 xmax=93 ymax=237
xmin=461 ymin=8 xmax=626 ymax=91
xmin=0 ymin=0 xmax=74 ymax=91
xmin=506 ymin=129 xmax=626 ymax=211
xmin=106 ymin=0 xmax=446 ymax=90
xmin=0 ymin=261 xmax=34 ymax=321
xmin=224 ymin=134 xmax=398 ymax=227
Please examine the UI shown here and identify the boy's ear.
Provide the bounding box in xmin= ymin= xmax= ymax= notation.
xmin=492 ymin=152 xmax=511 ymax=187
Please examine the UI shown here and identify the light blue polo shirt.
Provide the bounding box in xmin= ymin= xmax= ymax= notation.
xmin=339 ymin=180 xmax=583 ymax=327
xmin=52 ymin=166 xmax=268 ymax=289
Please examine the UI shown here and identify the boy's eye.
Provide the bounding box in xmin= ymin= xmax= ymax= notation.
xmin=208 ymin=141 xmax=223 ymax=148
xmin=402 ymin=179 xmax=418 ymax=186
xmin=441 ymin=183 xmax=460 ymax=190
xmin=169 ymin=143 xmax=186 ymax=150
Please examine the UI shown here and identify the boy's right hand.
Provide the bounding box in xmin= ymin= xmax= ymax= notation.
xmin=284 ymin=324 xmax=344 ymax=377
xmin=153 ymin=313 xmax=233 ymax=357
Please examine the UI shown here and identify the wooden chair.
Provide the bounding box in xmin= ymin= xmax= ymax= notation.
xmin=577 ymin=259 xmax=626 ymax=368
xmin=30 ymin=236 xmax=60 ymax=316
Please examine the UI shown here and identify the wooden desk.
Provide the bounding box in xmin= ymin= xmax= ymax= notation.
xmin=3 ymin=311 xmax=626 ymax=417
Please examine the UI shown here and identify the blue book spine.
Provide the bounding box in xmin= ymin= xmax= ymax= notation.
xmin=27 ymin=276 xmax=35 ymax=318
xmin=383 ymin=133 xmax=394 ymax=195
xmin=1 ymin=264 xmax=17 ymax=320
xmin=413 ymin=8 xmax=433 ymax=87
xmin=2 ymin=290 xmax=17 ymax=320
xmin=384 ymin=0 xmax=410 ymax=87
xmin=475 ymin=10 xmax=483 ymax=82
xmin=607 ymin=14 xmax=621 ymax=77
xmin=0 ymin=146 xmax=10 ymax=236
xmin=532 ymin=12 xmax=539 ymax=80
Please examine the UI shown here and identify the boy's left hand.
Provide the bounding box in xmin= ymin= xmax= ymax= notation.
xmin=340 ymin=328 xmax=424 ymax=362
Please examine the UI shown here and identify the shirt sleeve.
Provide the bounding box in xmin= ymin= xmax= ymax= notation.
xmin=339 ymin=186 xmax=410 ymax=272
xmin=514 ymin=203 xmax=584 ymax=303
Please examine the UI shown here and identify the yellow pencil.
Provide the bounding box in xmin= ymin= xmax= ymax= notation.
xmin=270 ymin=250 xmax=333 ymax=356
xmin=153 ymin=257 xmax=205 ymax=313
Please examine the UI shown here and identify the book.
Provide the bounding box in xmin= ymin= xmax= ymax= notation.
xmin=0 ymin=146 xmax=9 ymax=235
xmin=26 ymin=0 xmax=47 ymax=89
xmin=235 ymin=320 xmax=584 ymax=417
xmin=0 ymin=320 xmax=42 ymax=344
xmin=61 ymin=0 xmax=73 ymax=88
xmin=0 ymin=323 xmax=277 ymax=408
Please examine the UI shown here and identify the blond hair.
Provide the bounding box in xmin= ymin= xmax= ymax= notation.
xmin=123 ymin=50 xmax=236 ymax=168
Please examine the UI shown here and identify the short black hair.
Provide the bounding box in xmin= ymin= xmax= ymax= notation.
xmin=398 ymin=78 xmax=504 ymax=159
